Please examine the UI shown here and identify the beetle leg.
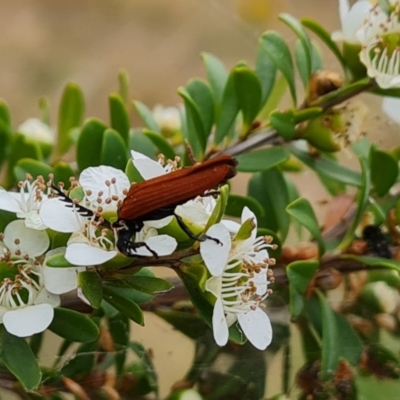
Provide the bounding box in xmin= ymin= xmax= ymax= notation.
xmin=174 ymin=214 xmax=221 ymax=245
xmin=116 ymin=225 xmax=159 ymax=258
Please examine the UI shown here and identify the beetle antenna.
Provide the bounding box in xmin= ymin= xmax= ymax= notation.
xmin=184 ymin=140 xmax=198 ymax=165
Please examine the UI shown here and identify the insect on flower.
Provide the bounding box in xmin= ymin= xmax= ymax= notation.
xmin=52 ymin=155 xmax=237 ymax=258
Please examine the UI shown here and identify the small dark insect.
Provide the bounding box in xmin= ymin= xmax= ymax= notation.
xmin=362 ymin=225 xmax=391 ymax=259
xmin=53 ymin=155 xmax=237 ymax=257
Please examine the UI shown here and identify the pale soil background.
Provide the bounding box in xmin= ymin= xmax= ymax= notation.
xmin=0 ymin=0 xmax=399 ymax=399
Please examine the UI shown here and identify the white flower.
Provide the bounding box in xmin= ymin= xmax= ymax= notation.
xmin=332 ymin=0 xmax=372 ymax=43
xmin=131 ymin=150 xmax=179 ymax=180
xmin=18 ymin=118 xmax=54 ymax=144
xmin=0 ymin=175 xmax=48 ymax=230
xmin=356 ymin=1 xmax=400 ymax=88
xmin=0 ymin=220 xmax=59 ymax=337
xmin=152 ymin=104 xmax=181 ymax=135
xmin=200 ymin=207 xmax=275 ymax=350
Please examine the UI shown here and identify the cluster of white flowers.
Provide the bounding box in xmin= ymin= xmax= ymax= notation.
xmin=0 ymin=150 xmax=274 ymax=350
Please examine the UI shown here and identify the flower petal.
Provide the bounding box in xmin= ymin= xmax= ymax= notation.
xmin=238 ymin=308 xmax=272 ymax=350
xmin=25 ymin=210 xmax=47 ymax=230
xmin=132 ymin=234 xmax=177 ymax=257
xmin=205 ymin=275 xmax=222 ymax=298
xmin=131 ymin=150 xmax=167 ymax=179
xmin=4 ymin=220 xmax=49 ymax=257
xmin=66 ymin=243 xmax=117 ymax=265
xmin=40 ymin=198 xmax=83 ymax=232
xmin=79 ymin=166 xmax=130 ymax=207
xmin=200 ymin=223 xmax=231 ymax=276
xmin=212 ymin=298 xmax=229 ymax=347
xmin=3 ymin=304 xmax=54 ymax=337
xmin=0 ymin=191 xmax=22 ymax=213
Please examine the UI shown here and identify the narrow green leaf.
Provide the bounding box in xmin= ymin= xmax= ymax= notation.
xmin=201 ymin=52 xmax=228 ymax=104
xmin=108 ymin=314 xmax=130 ymax=375
xmin=0 ymin=100 xmax=11 ymax=127
xmin=295 ymin=40 xmax=311 ymax=87
xmin=100 ymin=128 xmax=128 ymax=170
xmin=78 ymin=270 xmax=103 ymax=309
xmin=280 ymin=13 xmax=312 ymax=86
xmin=237 ymin=147 xmax=290 ymax=172
xmin=45 ymin=253 xmax=72 ymax=268
xmin=0 ymin=326 xmax=41 ymax=390
xmin=233 ymin=66 xmax=262 ymax=133
xmin=248 ymin=168 xmax=290 ymax=240
xmin=109 ymin=93 xmax=130 ymax=145
xmin=186 ymin=78 xmax=215 ymax=140
xmin=61 ymin=341 xmax=97 ymax=378
xmin=214 ymin=70 xmax=240 ymax=145
xmin=287 ymin=260 xmax=319 ymax=319
xmin=270 ymin=109 xmax=296 ymax=140
xmin=129 ymin=129 xmax=157 ymax=158
xmin=133 ymin=100 xmax=160 ymax=133
xmin=103 ymin=286 xmax=144 ymax=325
xmin=39 ymin=97 xmax=50 ymax=125
xmin=178 ymin=87 xmax=206 ymax=156
xmin=49 ymin=308 xmax=99 ymax=342
xmin=143 ymin=130 xmax=176 ymax=160
xmin=14 ymin=159 xmax=53 ymax=182
xmin=301 ymin=17 xmax=346 ymax=71
xmin=287 ymin=197 xmax=325 ymax=257
xmin=318 ymin=292 xmax=340 ymax=380
xmin=5 ymin=134 xmax=41 ymax=188
xmin=56 ymin=83 xmax=84 ymax=159
xmin=289 ymin=143 xmax=362 ymax=186
xmin=338 ymin=157 xmax=370 ymax=250
xmin=370 ymin=146 xmax=399 ymax=197
xmin=118 ymin=69 xmax=130 ymax=103
xmin=255 ymin=43 xmax=277 ymax=106
xmin=76 ymin=118 xmax=106 ymax=171
xmin=341 ymin=254 xmax=400 ymax=273
xmin=226 ymin=194 xmax=264 ymax=222
xmin=260 ymin=31 xmax=297 ymax=105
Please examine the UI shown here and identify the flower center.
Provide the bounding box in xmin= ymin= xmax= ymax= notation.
xmin=0 ymin=260 xmax=43 ymax=309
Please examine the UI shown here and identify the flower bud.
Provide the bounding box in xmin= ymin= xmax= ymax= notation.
xmin=18 ymin=118 xmax=54 ymax=158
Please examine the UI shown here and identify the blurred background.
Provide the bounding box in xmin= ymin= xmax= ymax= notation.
xmin=0 ymin=0 xmax=341 ymax=126
xmin=0 ymin=1 xmax=387 ymax=398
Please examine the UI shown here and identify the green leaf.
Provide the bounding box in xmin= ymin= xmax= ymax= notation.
xmin=237 ymin=147 xmax=290 ymax=172
xmin=122 ymin=275 xmax=174 ymax=295
xmin=341 ymin=255 xmax=400 ymax=273
xmin=133 ymin=101 xmax=160 ymax=133
xmin=295 ymin=40 xmax=311 ymax=87
xmin=0 ymin=326 xmax=41 ymax=390
xmin=289 ymin=143 xmax=362 ymax=186
xmin=143 ymin=130 xmax=176 ymax=160
xmin=248 ymin=168 xmax=290 ymax=240
xmin=255 ymin=42 xmax=277 ymax=106
xmin=260 ymin=31 xmax=297 ymax=105
xmin=214 ymin=70 xmax=240 ymax=145
xmin=286 ymin=197 xmax=325 ymax=257
xmin=155 ymin=309 xmax=208 ymax=340
xmin=56 ymin=82 xmax=84 ymax=159
xmin=233 ymin=66 xmax=262 ymax=133
xmin=5 ymin=134 xmax=41 ymax=188
xmin=0 ymin=100 xmax=11 ymax=127
xmin=78 ymin=270 xmax=103 ymax=309
xmin=201 ymin=52 xmax=228 ymax=104
xmin=301 ymin=17 xmax=346 ymax=71
xmin=53 ymin=161 xmax=75 ymax=190
xmin=129 ymin=129 xmax=157 ymax=158
xmin=270 ymin=109 xmax=296 ymax=140
xmin=287 ymin=260 xmax=319 ymax=319
xmin=280 ymin=13 xmax=312 ymax=86
xmin=60 ymin=341 xmax=97 ymax=378
xmin=226 ymin=194 xmax=264 ymax=222
xmin=100 ymin=128 xmax=128 ymax=170
xmin=318 ymin=292 xmax=339 ymax=380
xmin=76 ymin=118 xmax=106 ymax=171
xmin=14 ymin=159 xmax=53 ymax=182
xmin=45 ymin=253 xmax=72 ymax=268
xmin=103 ymin=286 xmax=144 ymax=325
xmin=186 ymin=78 xmax=215 ymax=140
xmin=370 ymin=146 xmax=399 ymax=197
xmin=0 ymin=210 xmax=17 ymax=233
xmin=178 ymin=86 xmax=206 ymax=157
xmin=118 ymin=69 xmax=130 ymax=103
xmin=109 ymin=93 xmax=130 ymax=145
xmin=49 ymin=308 xmax=99 ymax=342
xmin=338 ymin=157 xmax=370 ymax=250
xmin=108 ymin=314 xmax=130 ymax=375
